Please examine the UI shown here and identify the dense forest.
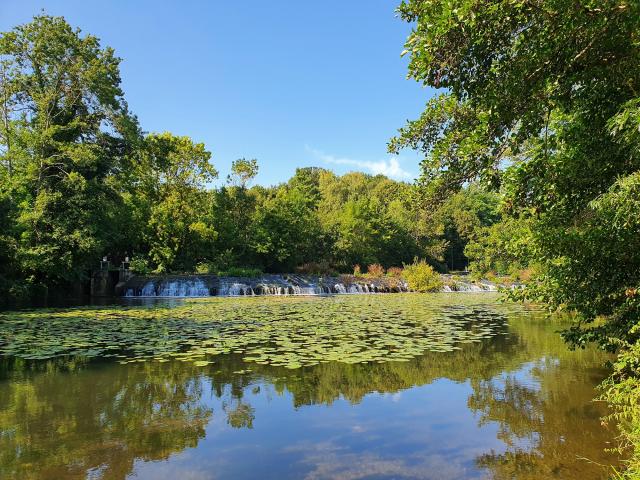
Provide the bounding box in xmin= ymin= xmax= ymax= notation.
xmin=0 ymin=15 xmax=514 ymax=301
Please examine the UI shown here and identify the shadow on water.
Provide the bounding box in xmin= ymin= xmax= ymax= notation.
xmin=0 ymin=295 xmax=623 ymax=479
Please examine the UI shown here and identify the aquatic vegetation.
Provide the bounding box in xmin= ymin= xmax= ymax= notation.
xmin=0 ymin=294 xmax=514 ymax=368
xmin=0 ymin=310 xmax=619 ymax=480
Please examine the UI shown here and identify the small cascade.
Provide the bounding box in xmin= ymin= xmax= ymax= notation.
xmin=218 ymin=281 xmax=251 ymax=296
xmin=445 ymin=280 xmax=499 ymax=293
xmin=140 ymin=282 xmax=157 ymax=296
xmin=126 ymin=277 xmax=211 ymax=297
xmin=158 ymin=279 xmax=209 ymax=297
xmin=122 ymin=273 xmax=498 ymax=298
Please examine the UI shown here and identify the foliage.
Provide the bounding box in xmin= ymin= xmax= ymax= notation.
xmin=135 ymin=132 xmax=217 ymax=273
xmin=392 ymin=0 xmax=640 ymax=474
xmin=386 ymin=267 xmax=403 ymax=278
xmin=0 ymin=14 xmax=139 ymax=288
xmin=436 ymin=186 xmax=501 ymax=271
xmin=465 ymin=216 xmax=532 ymax=278
xmin=366 ymin=263 xmax=385 ymax=278
xmin=227 ymin=158 xmax=258 ymax=188
xmin=250 ymin=186 xmax=323 ymax=272
xmin=195 ymin=263 xmax=262 ymax=278
xmin=402 ymin=259 xmax=443 ymax=292
xmin=129 ymin=256 xmax=151 ymax=275
xmin=600 ymin=331 xmax=640 ymax=479
xmin=295 ymin=262 xmax=336 ymax=276
xmin=217 ymin=267 xmax=263 ymax=278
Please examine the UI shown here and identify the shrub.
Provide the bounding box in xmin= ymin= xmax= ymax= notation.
xmin=366 ymin=263 xmax=385 ymax=278
xmin=402 ymin=259 xmax=443 ymax=292
xmin=353 ymin=264 xmax=362 ymax=277
xmin=130 ymin=256 xmax=152 ymax=275
xmin=195 ymin=263 xmax=262 ymax=278
xmin=218 ymin=267 xmax=263 ymax=278
xmin=296 ymin=262 xmax=336 ymax=276
xmin=195 ymin=261 xmax=215 ymax=274
xmin=338 ymin=274 xmax=355 ymax=287
xmin=386 ymin=266 xmax=403 ymax=277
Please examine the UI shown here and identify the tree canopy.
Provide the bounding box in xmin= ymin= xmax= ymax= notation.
xmin=391 ymin=1 xmax=640 ymax=473
xmin=0 ymin=14 xmax=508 ymax=301
xmin=392 ymin=0 xmax=640 ymax=345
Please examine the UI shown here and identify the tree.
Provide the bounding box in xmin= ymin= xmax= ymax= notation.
xmin=134 ymin=132 xmax=217 ymax=272
xmin=211 ymin=159 xmax=262 ymax=269
xmin=250 ymin=186 xmax=322 ymax=271
xmin=436 ymin=186 xmax=501 ymax=271
xmin=227 ymin=158 xmax=258 ymax=188
xmin=464 ymin=216 xmax=532 ymax=278
xmin=391 ymin=0 xmax=640 ymax=339
xmin=391 ymin=1 xmax=640 ymax=473
xmin=0 ymin=15 xmax=139 ymax=288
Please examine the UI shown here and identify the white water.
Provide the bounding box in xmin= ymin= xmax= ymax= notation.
xmin=123 ymin=274 xmax=499 ymax=298
xmin=126 ymin=279 xmax=210 ymax=297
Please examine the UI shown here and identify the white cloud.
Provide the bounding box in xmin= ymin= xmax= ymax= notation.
xmin=306 ymin=146 xmax=414 ymax=180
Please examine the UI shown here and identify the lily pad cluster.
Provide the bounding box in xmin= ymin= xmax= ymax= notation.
xmin=0 ymin=294 xmax=512 ymax=368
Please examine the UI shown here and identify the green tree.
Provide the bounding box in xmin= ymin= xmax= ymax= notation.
xmin=391 ymin=0 xmax=640 ymax=335
xmin=227 ymin=158 xmax=258 ymax=188
xmin=437 ymin=186 xmax=501 ymax=271
xmin=0 ymin=15 xmax=139 ymax=288
xmin=464 ymin=216 xmax=532 ymax=278
xmin=250 ymin=186 xmax=323 ymax=271
xmin=210 ymin=160 xmax=263 ymax=269
xmin=134 ymin=132 xmax=217 ymax=272
xmin=391 ymin=1 xmax=640 ymax=473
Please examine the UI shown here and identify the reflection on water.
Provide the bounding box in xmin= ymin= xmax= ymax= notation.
xmin=0 ymin=295 xmax=621 ymax=479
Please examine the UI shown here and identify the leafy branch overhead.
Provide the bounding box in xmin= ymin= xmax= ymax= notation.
xmin=392 ymin=2 xmax=640 ymax=474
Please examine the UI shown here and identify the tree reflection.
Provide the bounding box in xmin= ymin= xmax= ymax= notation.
xmin=223 ymin=400 xmax=255 ymax=429
xmin=0 ymin=359 xmax=212 ymax=480
xmin=0 ymin=313 xmax=622 ymax=479
xmin=469 ymin=318 xmax=620 ymax=479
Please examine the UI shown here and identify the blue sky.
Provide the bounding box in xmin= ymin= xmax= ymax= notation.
xmin=0 ymin=0 xmax=435 ymax=186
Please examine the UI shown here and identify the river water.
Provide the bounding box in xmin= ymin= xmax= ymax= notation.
xmin=0 ymin=293 xmax=621 ymax=479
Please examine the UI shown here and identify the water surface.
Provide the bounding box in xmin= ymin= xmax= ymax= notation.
xmin=0 ymin=294 xmax=620 ymax=479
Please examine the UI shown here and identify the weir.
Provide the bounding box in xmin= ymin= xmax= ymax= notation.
xmin=120 ymin=274 xmax=498 ymax=298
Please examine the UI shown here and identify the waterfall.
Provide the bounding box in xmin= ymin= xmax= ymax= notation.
xmin=157 ymin=279 xmax=209 ymax=297
xmin=218 ymin=281 xmax=250 ymax=296
xmin=141 ymin=282 xmax=157 ymax=296
xmin=121 ymin=273 xmax=499 ymax=298
xmin=126 ymin=278 xmax=210 ymax=297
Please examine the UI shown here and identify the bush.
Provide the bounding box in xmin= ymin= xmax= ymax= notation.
xmin=195 ymin=261 xmax=215 ymax=274
xmin=366 ymin=263 xmax=385 ymax=278
xmin=353 ymin=264 xmax=362 ymax=277
xmin=195 ymin=263 xmax=262 ymax=278
xmin=386 ymin=266 xmax=403 ymax=277
xmin=338 ymin=274 xmax=355 ymax=287
xmin=402 ymin=259 xmax=443 ymax=292
xmin=130 ymin=256 xmax=152 ymax=275
xmin=218 ymin=267 xmax=263 ymax=278
xmin=296 ymin=262 xmax=336 ymax=276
